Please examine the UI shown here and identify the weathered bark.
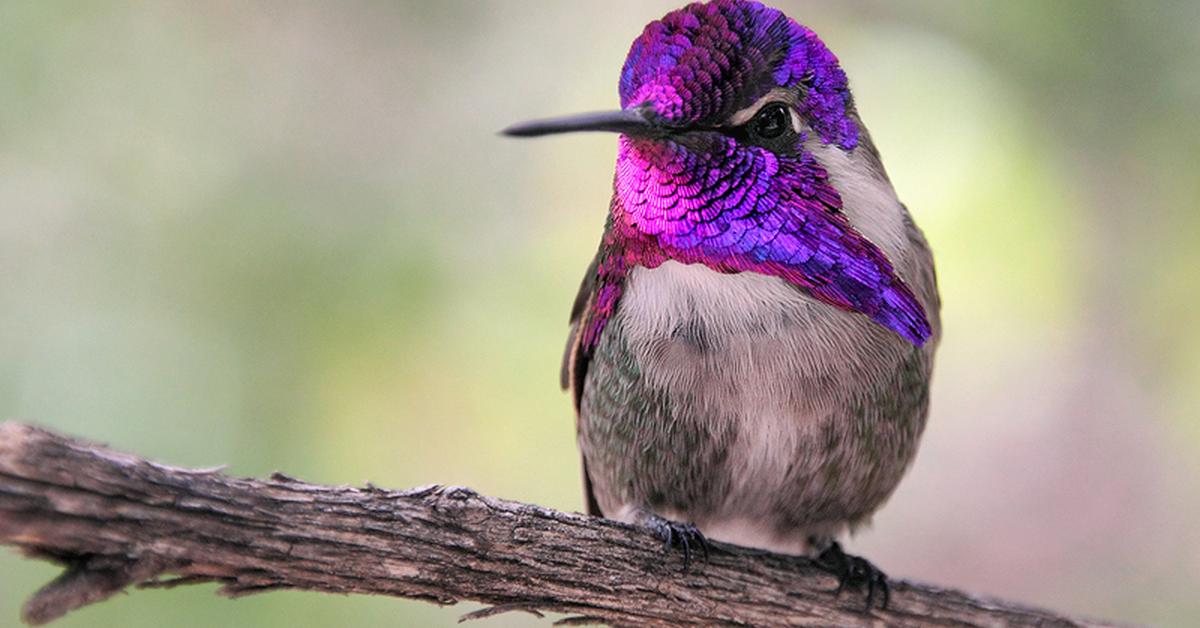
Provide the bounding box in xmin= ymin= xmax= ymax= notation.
xmin=0 ymin=422 xmax=1111 ymax=627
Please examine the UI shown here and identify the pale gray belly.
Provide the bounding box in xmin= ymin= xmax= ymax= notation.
xmin=577 ymin=262 xmax=933 ymax=555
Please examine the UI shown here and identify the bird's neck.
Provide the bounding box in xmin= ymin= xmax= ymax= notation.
xmin=803 ymin=132 xmax=908 ymax=268
xmin=579 ymin=134 xmax=915 ymax=352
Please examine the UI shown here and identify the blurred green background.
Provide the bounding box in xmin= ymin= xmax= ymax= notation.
xmin=2 ymin=1 xmax=1198 ymax=626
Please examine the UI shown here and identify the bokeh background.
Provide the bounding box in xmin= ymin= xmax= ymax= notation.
xmin=2 ymin=1 xmax=1198 ymax=626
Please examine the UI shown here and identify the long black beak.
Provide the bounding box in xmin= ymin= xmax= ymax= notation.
xmin=501 ymin=108 xmax=660 ymax=138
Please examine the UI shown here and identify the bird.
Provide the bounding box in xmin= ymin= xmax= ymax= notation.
xmin=503 ymin=0 xmax=940 ymax=609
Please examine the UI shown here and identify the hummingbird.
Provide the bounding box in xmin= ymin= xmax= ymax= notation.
xmin=504 ymin=0 xmax=940 ymax=609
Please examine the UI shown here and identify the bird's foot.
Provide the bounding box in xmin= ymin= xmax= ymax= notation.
xmin=643 ymin=514 xmax=709 ymax=571
xmin=815 ymin=541 xmax=890 ymax=611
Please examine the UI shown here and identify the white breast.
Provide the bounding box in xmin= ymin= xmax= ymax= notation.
xmin=613 ymin=259 xmax=914 ymax=551
xmin=619 ymin=261 xmax=902 ymax=386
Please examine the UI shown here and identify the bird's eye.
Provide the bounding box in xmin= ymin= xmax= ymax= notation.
xmin=750 ymin=103 xmax=791 ymax=140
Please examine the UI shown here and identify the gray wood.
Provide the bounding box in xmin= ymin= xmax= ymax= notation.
xmin=0 ymin=422 xmax=1114 ymax=627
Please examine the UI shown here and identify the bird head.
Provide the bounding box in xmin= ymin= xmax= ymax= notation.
xmin=505 ymin=0 xmax=931 ymax=346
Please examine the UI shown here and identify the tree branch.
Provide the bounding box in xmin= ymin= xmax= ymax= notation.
xmin=0 ymin=422 xmax=1110 ymax=627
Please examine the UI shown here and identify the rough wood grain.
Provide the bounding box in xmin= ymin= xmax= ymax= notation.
xmin=0 ymin=422 xmax=1112 ymax=627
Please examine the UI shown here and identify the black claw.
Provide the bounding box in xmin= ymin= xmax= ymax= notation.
xmin=644 ymin=515 xmax=709 ymax=571
xmin=816 ymin=542 xmax=890 ymax=611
